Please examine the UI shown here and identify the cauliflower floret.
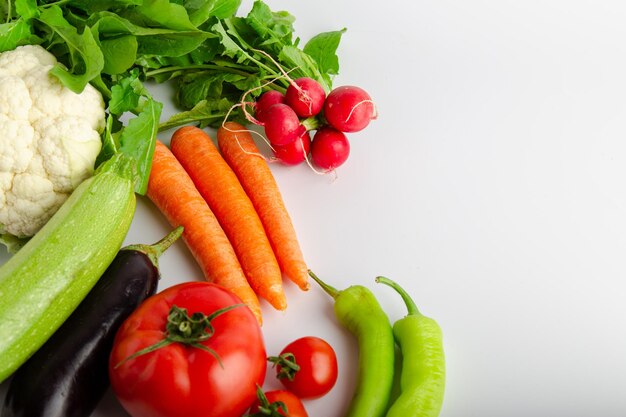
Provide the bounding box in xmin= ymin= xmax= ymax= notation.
xmin=34 ymin=116 xmax=102 ymax=192
xmin=0 ymin=45 xmax=105 ymax=238
xmin=0 ymin=116 xmax=35 ymax=174
xmin=0 ymin=76 xmax=32 ymax=121
xmin=0 ymin=45 xmax=57 ymax=77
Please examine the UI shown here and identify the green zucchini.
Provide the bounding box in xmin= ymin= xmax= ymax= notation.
xmin=0 ymin=154 xmax=137 ymax=383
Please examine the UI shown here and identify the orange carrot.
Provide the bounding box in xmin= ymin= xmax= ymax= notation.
xmin=170 ymin=126 xmax=287 ymax=310
xmin=147 ymin=140 xmax=263 ymax=323
xmin=217 ymin=122 xmax=309 ymax=291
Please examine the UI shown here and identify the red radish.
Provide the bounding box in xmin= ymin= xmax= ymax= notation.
xmin=255 ymin=90 xmax=285 ymax=123
xmin=310 ymin=127 xmax=350 ymax=170
xmin=285 ymin=77 xmax=326 ymax=118
xmin=263 ymin=103 xmax=306 ymax=146
xmin=273 ymin=130 xmax=311 ymax=166
xmin=323 ymin=86 xmax=376 ymax=133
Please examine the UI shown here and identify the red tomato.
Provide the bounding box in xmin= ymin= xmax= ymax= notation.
xmin=109 ymin=282 xmax=266 ymax=417
xmin=272 ymin=336 xmax=338 ymax=399
xmin=249 ymin=390 xmax=308 ymax=417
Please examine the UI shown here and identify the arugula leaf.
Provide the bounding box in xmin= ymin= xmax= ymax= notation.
xmin=118 ymin=98 xmax=162 ymax=195
xmin=105 ymin=70 xmax=162 ymax=195
xmin=159 ymin=97 xmax=236 ymax=131
xmin=15 ymin=0 xmax=38 ymax=21
xmin=95 ymin=114 xmax=120 ymax=168
xmin=100 ymin=35 xmax=138 ymax=75
xmin=0 ymin=19 xmax=35 ymax=52
xmin=185 ymin=0 xmax=241 ymax=26
xmin=0 ymin=1 xmax=9 ymax=22
xmin=37 ymin=6 xmax=104 ymax=93
xmin=109 ymin=70 xmax=148 ymax=115
xmin=89 ymin=12 xmax=212 ymax=57
xmin=126 ymin=0 xmax=197 ymax=31
xmin=66 ymin=0 xmax=142 ymax=15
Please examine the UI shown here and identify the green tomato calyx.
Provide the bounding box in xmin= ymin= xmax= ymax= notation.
xmin=268 ymin=352 xmax=300 ymax=381
xmin=115 ymin=303 xmax=243 ymax=368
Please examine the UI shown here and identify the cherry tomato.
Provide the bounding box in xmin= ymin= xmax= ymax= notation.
xmin=271 ymin=336 xmax=338 ymax=399
xmin=109 ymin=282 xmax=266 ymax=417
xmin=249 ymin=390 xmax=308 ymax=417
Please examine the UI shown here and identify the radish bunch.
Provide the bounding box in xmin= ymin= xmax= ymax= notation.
xmin=253 ymin=77 xmax=376 ymax=171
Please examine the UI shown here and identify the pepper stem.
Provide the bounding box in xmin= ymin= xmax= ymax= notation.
xmin=123 ymin=226 xmax=184 ymax=267
xmin=375 ymin=276 xmax=420 ymax=316
xmin=308 ymin=270 xmax=340 ymax=299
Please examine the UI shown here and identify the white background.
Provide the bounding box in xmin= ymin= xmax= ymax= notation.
xmin=3 ymin=0 xmax=626 ymax=416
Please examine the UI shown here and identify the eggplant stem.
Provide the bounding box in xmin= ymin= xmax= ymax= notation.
xmin=123 ymin=226 xmax=184 ymax=267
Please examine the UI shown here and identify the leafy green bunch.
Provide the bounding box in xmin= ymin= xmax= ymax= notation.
xmin=0 ymin=0 xmax=344 ymax=193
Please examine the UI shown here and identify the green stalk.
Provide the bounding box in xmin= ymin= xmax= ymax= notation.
xmin=144 ymin=64 xmax=252 ymax=80
xmin=308 ymin=270 xmax=340 ymax=299
xmin=123 ymin=226 xmax=184 ymax=267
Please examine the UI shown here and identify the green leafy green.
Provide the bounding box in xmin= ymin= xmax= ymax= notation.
xmin=109 ymin=70 xmax=149 ymax=115
xmin=100 ymin=35 xmax=138 ymax=74
xmin=246 ymin=1 xmax=294 ymax=51
xmin=129 ymin=0 xmax=197 ymax=31
xmin=105 ymin=69 xmax=162 ymax=194
xmin=37 ymin=6 xmax=104 ymax=93
xmin=89 ymin=12 xmax=212 ymax=57
xmin=0 ymin=19 xmax=34 ymax=51
xmin=65 ymin=0 xmax=142 ymax=15
xmin=185 ymin=0 xmax=241 ymax=25
xmin=118 ymin=98 xmax=162 ymax=194
xmin=15 ymin=0 xmax=38 ymax=21
xmin=158 ymin=98 xmax=234 ymax=131
xmin=303 ymin=29 xmax=345 ymax=86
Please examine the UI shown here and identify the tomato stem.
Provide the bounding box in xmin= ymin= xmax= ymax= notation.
xmin=114 ymin=303 xmax=244 ymax=368
xmin=247 ymin=386 xmax=289 ymax=417
xmin=267 ymin=352 xmax=300 ymax=381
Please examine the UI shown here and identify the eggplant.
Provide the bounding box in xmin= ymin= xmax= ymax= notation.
xmin=2 ymin=226 xmax=183 ymax=417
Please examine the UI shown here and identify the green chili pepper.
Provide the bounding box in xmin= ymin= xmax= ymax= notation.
xmin=309 ymin=270 xmax=395 ymax=417
xmin=376 ymin=276 xmax=445 ymax=417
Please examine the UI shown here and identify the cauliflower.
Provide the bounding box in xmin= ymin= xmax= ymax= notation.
xmin=0 ymin=45 xmax=105 ymax=240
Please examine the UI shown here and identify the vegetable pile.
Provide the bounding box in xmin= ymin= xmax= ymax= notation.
xmin=0 ymin=1 xmax=446 ymax=417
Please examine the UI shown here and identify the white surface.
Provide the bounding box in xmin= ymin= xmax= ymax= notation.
xmin=3 ymin=0 xmax=626 ymax=416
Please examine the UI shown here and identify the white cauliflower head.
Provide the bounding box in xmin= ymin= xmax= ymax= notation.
xmin=0 ymin=45 xmax=105 ymax=238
